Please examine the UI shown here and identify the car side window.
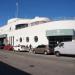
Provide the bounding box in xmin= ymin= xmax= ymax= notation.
xmin=59 ymin=43 xmax=64 ymax=47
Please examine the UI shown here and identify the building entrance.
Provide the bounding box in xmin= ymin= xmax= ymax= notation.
xmin=0 ymin=34 xmax=7 ymax=46
xmin=47 ymin=36 xmax=72 ymax=49
xmin=46 ymin=29 xmax=74 ymax=49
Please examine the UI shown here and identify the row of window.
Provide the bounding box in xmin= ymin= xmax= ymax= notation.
xmin=9 ymin=21 xmax=48 ymax=31
xmin=9 ymin=36 xmax=14 ymax=46
xmin=30 ymin=21 xmax=48 ymax=26
xmin=8 ymin=36 xmax=38 ymax=46
xmin=19 ymin=36 xmax=38 ymax=43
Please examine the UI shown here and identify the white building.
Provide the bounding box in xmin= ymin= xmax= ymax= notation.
xmin=0 ymin=17 xmax=75 ymax=49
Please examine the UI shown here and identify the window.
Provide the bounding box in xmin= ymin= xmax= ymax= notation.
xmin=37 ymin=45 xmax=46 ymax=48
xmin=34 ymin=36 xmax=38 ymax=42
xmin=26 ymin=37 xmax=29 ymax=42
xmin=13 ymin=36 xmax=14 ymax=46
xmin=15 ymin=24 xmax=28 ymax=30
xmin=10 ymin=27 xmax=11 ymax=30
xmin=20 ymin=37 xmax=22 ymax=42
xmin=16 ymin=39 xmax=18 ymax=41
xmin=59 ymin=43 xmax=64 ymax=47
xmin=11 ymin=36 xmax=12 ymax=45
xmin=31 ymin=21 xmax=48 ymax=26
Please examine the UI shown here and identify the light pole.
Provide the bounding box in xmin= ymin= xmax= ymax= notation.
xmin=16 ymin=0 xmax=19 ymax=18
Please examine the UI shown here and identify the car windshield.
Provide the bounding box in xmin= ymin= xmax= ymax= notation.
xmin=59 ymin=43 xmax=64 ymax=47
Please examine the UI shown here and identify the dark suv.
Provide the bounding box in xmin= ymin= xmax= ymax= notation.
xmin=33 ymin=45 xmax=53 ymax=55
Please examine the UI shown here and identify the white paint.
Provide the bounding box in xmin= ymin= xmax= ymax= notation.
xmin=0 ymin=17 xmax=75 ymax=50
xmin=55 ymin=41 xmax=75 ymax=55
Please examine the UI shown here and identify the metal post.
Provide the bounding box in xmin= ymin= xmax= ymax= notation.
xmin=16 ymin=0 xmax=19 ymax=18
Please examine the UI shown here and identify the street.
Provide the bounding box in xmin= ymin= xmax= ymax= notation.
xmin=0 ymin=50 xmax=75 ymax=75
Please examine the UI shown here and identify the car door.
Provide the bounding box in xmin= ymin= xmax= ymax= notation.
xmin=58 ymin=43 xmax=67 ymax=54
xmin=71 ymin=43 xmax=75 ymax=55
xmin=60 ymin=42 xmax=74 ymax=54
xmin=36 ymin=47 xmax=43 ymax=53
xmin=36 ymin=45 xmax=45 ymax=53
xmin=66 ymin=42 xmax=75 ymax=55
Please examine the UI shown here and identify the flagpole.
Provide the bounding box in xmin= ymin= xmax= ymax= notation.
xmin=16 ymin=1 xmax=19 ymax=18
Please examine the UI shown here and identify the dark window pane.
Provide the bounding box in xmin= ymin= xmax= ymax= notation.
xmin=20 ymin=37 xmax=22 ymax=42
xmin=34 ymin=36 xmax=38 ymax=42
xmin=15 ymin=24 xmax=28 ymax=30
xmin=26 ymin=37 xmax=29 ymax=42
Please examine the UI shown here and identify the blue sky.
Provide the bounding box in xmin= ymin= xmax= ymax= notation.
xmin=0 ymin=0 xmax=75 ymax=26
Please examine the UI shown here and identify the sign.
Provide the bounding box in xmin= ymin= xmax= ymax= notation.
xmin=46 ymin=29 xmax=74 ymax=36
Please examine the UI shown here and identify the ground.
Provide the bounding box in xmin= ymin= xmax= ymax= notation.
xmin=0 ymin=50 xmax=75 ymax=75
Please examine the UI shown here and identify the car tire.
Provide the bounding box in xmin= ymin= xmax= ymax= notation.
xmin=33 ymin=50 xmax=36 ymax=54
xmin=55 ymin=51 xmax=60 ymax=56
xmin=44 ymin=51 xmax=48 ymax=55
xmin=18 ymin=49 xmax=20 ymax=52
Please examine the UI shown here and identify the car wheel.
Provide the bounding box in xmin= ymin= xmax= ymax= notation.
xmin=55 ymin=51 xmax=60 ymax=56
xmin=33 ymin=50 xmax=36 ymax=54
xmin=44 ymin=51 xmax=48 ymax=55
xmin=18 ymin=49 xmax=20 ymax=52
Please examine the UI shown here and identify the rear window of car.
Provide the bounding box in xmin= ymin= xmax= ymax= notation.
xmin=37 ymin=45 xmax=46 ymax=48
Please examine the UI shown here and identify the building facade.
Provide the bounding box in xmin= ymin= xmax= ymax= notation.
xmin=0 ymin=17 xmax=75 ymax=49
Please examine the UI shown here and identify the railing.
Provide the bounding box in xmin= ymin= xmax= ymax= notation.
xmin=50 ymin=17 xmax=75 ymax=21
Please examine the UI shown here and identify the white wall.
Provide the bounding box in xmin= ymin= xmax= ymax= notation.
xmin=1 ymin=19 xmax=75 ymax=48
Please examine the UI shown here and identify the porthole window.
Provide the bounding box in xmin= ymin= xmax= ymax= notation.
xmin=20 ymin=37 xmax=22 ymax=42
xmin=26 ymin=37 xmax=29 ymax=42
xmin=34 ymin=36 xmax=38 ymax=42
xmin=16 ymin=39 xmax=18 ymax=41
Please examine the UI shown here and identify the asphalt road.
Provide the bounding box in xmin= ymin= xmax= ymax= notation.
xmin=0 ymin=50 xmax=75 ymax=75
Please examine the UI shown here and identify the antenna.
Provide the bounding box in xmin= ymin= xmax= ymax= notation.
xmin=16 ymin=0 xmax=19 ymax=18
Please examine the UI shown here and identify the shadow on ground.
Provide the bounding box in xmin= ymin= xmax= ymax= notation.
xmin=0 ymin=61 xmax=31 ymax=75
xmin=60 ymin=54 xmax=75 ymax=58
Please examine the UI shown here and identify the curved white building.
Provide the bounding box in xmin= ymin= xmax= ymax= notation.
xmin=0 ymin=17 xmax=75 ymax=50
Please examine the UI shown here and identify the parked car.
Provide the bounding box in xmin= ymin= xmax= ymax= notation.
xmin=32 ymin=45 xmax=54 ymax=55
xmin=54 ymin=41 xmax=75 ymax=56
xmin=13 ymin=45 xmax=29 ymax=52
xmin=4 ymin=44 xmax=13 ymax=51
xmin=0 ymin=44 xmax=5 ymax=49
